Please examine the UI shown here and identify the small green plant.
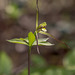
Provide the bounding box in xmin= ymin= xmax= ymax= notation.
xmin=7 ymin=0 xmax=69 ymax=75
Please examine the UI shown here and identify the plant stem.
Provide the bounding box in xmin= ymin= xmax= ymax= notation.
xmin=36 ymin=0 xmax=40 ymax=54
xmin=28 ymin=47 xmax=31 ymax=75
xmin=36 ymin=0 xmax=39 ymax=29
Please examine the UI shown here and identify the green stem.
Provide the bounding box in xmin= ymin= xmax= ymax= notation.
xmin=28 ymin=46 xmax=31 ymax=75
xmin=36 ymin=0 xmax=39 ymax=29
xmin=36 ymin=0 xmax=40 ymax=54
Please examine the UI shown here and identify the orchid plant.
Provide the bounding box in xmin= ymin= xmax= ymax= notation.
xmin=7 ymin=0 xmax=69 ymax=75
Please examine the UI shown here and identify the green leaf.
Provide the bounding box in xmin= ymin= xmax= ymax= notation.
xmin=31 ymin=72 xmax=41 ymax=75
xmin=5 ymin=4 xmax=21 ymax=18
xmin=0 ymin=52 xmax=12 ymax=75
xmin=21 ymin=68 xmax=28 ymax=75
xmin=33 ymin=38 xmax=54 ymax=46
xmin=7 ymin=37 xmax=53 ymax=46
xmin=31 ymin=55 xmax=46 ymax=67
xmin=38 ymin=42 xmax=54 ymax=46
xmin=43 ymin=68 xmax=71 ymax=75
xmin=28 ymin=32 xmax=35 ymax=46
xmin=63 ymin=48 xmax=75 ymax=70
xmin=7 ymin=38 xmax=28 ymax=45
xmin=38 ymin=38 xmax=49 ymax=42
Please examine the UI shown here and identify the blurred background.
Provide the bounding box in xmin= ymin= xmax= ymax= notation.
xmin=0 ymin=0 xmax=75 ymax=75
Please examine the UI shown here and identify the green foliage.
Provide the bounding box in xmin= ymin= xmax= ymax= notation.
xmin=37 ymin=42 xmax=53 ymax=46
xmin=7 ymin=38 xmax=28 ymax=45
xmin=0 ymin=52 xmax=12 ymax=75
xmin=31 ymin=72 xmax=41 ymax=75
xmin=28 ymin=32 xmax=35 ymax=47
xmin=21 ymin=68 xmax=28 ymax=75
xmin=33 ymin=38 xmax=54 ymax=46
xmin=31 ymin=55 xmax=46 ymax=67
xmin=21 ymin=54 xmax=75 ymax=75
xmin=5 ymin=3 xmax=22 ymax=18
xmin=0 ymin=52 xmax=75 ymax=75
xmin=8 ymin=37 xmax=53 ymax=47
xmin=43 ymin=68 xmax=71 ymax=75
xmin=63 ymin=48 xmax=75 ymax=70
xmin=37 ymin=38 xmax=49 ymax=42
xmin=7 ymin=32 xmax=53 ymax=47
